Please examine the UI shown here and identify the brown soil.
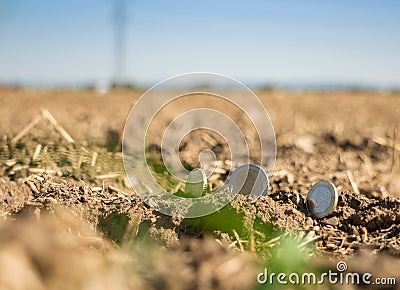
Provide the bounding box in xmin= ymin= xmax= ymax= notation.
xmin=0 ymin=88 xmax=399 ymax=289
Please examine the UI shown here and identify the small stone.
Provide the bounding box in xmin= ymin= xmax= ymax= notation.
xmin=321 ymin=216 xmax=339 ymax=226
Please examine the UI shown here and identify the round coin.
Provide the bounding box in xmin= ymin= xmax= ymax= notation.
xmin=228 ymin=164 xmax=269 ymax=203
xmin=306 ymin=180 xmax=338 ymax=218
xmin=184 ymin=168 xmax=207 ymax=198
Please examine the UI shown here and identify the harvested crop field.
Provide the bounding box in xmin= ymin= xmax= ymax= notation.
xmin=0 ymin=88 xmax=399 ymax=289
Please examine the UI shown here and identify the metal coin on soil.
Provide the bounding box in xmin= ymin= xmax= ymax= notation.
xmin=228 ymin=164 xmax=269 ymax=203
xmin=306 ymin=180 xmax=338 ymax=218
xmin=184 ymin=168 xmax=207 ymax=198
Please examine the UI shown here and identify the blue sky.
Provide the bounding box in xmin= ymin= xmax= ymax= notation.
xmin=0 ymin=0 xmax=399 ymax=88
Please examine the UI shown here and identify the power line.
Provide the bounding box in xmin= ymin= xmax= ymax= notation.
xmin=114 ymin=0 xmax=126 ymax=85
